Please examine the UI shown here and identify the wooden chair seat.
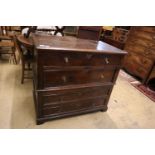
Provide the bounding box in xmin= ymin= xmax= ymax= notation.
xmin=0 ymin=35 xmax=12 ymax=40
xmin=0 ymin=41 xmax=14 ymax=47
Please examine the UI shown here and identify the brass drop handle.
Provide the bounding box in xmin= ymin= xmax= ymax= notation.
xmin=64 ymin=57 xmax=69 ymax=63
xmin=105 ymin=57 xmax=109 ymax=64
xmin=62 ymin=76 xmax=67 ymax=82
xmin=101 ymin=74 xmax=105 ymax=79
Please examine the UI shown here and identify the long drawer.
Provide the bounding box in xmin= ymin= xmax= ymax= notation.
xmin=123 ymin=52 xmax=153 ymax=70
xmin=43 ymin=67 xmax=115 ymax=88
xmin=133 ymin=27 xmax=155 ymax=33
xmin=42 ymin=85 xmax=111 ymax=105
xmin=42 ymin=97 xmax=107 ymax=117
xmin=126 ymin=35 xmax=154 ymax=47
xmin=39 ymin=51 xmax=122 ymax=67
xmin=124 ymin=59 xmax=149 ymax=80
xmin=125 ymin=43 xmax=146 ymax=53
xmin=37 ymin=85 xmax=111 ymax=117
xmin=130 ymin=29 xmax=155 ymax=41
xmin=125 ymin=43 xmax=155 ymax=60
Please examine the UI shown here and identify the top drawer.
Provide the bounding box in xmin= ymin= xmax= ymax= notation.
xmin=133 ymin=27 xmax=155 ymax=33
xmin=130 ymin=29 xmax=155 ymax=41
xmin=126 ymin=35 xmax=154 ymax=47
xmin=39 ymin=51 xmax=122 ymax=67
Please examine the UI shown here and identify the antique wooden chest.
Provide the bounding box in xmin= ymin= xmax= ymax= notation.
xmin=32 ymin=34 xmax=127 ymax=125
xmin=124 ymin=26 xmax=155 ymax=84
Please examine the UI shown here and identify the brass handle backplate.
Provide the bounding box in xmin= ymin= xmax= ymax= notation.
xmin=64 ymin=57 xmax=69 ymax=63
xmin=105 ymin=57 xmax=109 ymax=64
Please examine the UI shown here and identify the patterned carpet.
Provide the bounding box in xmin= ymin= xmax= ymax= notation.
xmin=119 ymin=70 xmax=155 ymax=102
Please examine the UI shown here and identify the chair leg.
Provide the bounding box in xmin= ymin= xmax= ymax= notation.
xmin=12 ymin=47 xmax=17 ymax=64
xmin=21 ymin=61 xmax=25 ymax=84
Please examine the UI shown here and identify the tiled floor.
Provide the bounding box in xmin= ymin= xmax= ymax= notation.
xmin=0 ymin=60 xmax=155 ymax=128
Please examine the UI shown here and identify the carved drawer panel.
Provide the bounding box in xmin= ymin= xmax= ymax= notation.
xmin=126 ymin=36 xmax=154 ymax=47
xmin=131 ymin=29 xmax=155 ymax=41
xmin=124 ymin=52 xmax=153 ymax=70
xmin=134 ymin=27 xmax=155 ymax=33
xmin=42 ymin=96 xmax=107 ymax=117
xmin=61 ymin=97 xmax=106 ymax=112
xmin=43 ymin=68 xmax=115 ymax=88
xmin=124 ymin=60 xmax=148 ymax=79
xmin=125 ymin=43 xmax=155 ymax=60
xmin=125 ymin=43 xmax=146 ymax=54
xmin=42 ymin=104 xmax=61 ymax=116
xmin=39 ymin=51 xmax=121 ymax=67
xmin=143 ymin=48 xmax=155 ymax=60
xmin=42 ymin=85 xmax=111 ymax=107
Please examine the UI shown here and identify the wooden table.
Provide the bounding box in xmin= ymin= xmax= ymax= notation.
xmin=17 ymin=35 xmax=33 ymax=48
xmin=32 ymin=33 xmax=127 ymax=125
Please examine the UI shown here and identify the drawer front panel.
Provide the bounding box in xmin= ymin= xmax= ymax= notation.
xmin=61 ymin=97 xmax=106 ymax=113
xmin=124 ymin=53 xmax=153 ymax=70
xmin=125 ymin=43 xmax=146 ymax=54
xmin=42 ymin=97 xmax=106 ymax=116
xmin=43 ymin=68 xmax=115 ymax=87
xmin=42 ymin=85 xmax=111 ymax=107
xmin=144 ymin=48 xmax=155 ymax=60
xmin=131 ymin=29 xmax=155 ymax=41
xmin=125 ymin=44 xmax=155 ymax=60
xmin=43 ymin=104 xmax=61 ymax=116
xmin=124 ymin=60 xmax=148 ymax=79
xmin=134 ymin=27 xmax=155 ymax=33
xmin=40 ymin=51 xmax=121 ymax=67
xmin=127 ymin=36 xmax=153 ymax=47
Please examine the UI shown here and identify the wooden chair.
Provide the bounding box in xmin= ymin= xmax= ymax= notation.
xmin=77 ymin=26 xmax=102 ymax=41
xmin=102 ymin=27 xmax=129 ymax=49
xmin=0 ymin=26 xmax=19 ymax=64
xmin=23 ymin=26 xmax=66 ymax=38
xmin=15 ymin=36 xmax=34 ymax=84
xmin=54 ymin=26 xmax=66 ymax=36
xmin=112 ymin=28 xmax=129 ymax=43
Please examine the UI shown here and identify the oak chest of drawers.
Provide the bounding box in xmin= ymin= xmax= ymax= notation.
xmin=123 ymin=26 xmax=155 ymax=84
xmin=32 ymin=34 xmax=127 ymax=125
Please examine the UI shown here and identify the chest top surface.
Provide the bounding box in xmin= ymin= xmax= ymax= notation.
xmin=32 ymin=33 xmax=127 ymax=54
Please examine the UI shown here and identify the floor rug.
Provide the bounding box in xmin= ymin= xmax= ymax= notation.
xmin=119 ymin=70 xmax=155 ymax=102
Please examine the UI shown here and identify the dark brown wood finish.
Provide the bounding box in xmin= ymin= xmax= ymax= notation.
xmin=77 ymin=26 xmax=102 ymax=41
xmin=101 ymin=27 xmax=129 ymax=50
xmin=123 ymin=26 xmax=155 ymax=84
xmin=32 ymin=33 xmax=127 ymax=125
